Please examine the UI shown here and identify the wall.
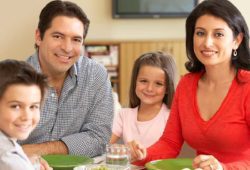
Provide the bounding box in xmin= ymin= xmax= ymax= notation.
xmin=0 ymin=0 xmax=248 ymax=60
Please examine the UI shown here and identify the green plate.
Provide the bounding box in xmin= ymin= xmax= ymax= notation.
xmin=145 ymin=158 xmax=193 ymax=170
xmin=42 ymin=154 xmax=93 ymax=170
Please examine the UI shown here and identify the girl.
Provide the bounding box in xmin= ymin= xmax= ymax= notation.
xmin=110 ymin=51 xmax=178 ymax=149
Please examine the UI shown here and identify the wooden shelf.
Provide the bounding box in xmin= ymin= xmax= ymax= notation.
xmin=85 ymin=43 xmax=120 ymax=98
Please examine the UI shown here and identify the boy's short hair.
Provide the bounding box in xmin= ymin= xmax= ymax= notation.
xmin=0 ymin=59 xmax=47 ymax=101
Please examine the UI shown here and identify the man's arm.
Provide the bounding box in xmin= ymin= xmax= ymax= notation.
xmin=22 ymin=141 xmax=68 ymax=156
xmin=61 ymin=63 xmax=114 ymax=157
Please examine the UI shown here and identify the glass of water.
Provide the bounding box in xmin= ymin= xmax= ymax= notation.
xmin=106 ymin=144 xmax=130 ymax=170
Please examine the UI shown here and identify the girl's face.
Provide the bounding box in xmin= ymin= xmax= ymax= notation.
xmin=136 ymin=65 xmax=166 ymax=107
xmin=0 ymin=84 xmax=41 ymax=140
xmin=193 ymin=14 xmax=242 ymax=68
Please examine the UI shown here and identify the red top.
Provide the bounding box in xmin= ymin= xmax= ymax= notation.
xmin=135 ymin=70 xmax=250 ymax=169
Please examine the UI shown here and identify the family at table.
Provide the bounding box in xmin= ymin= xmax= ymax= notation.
xmin=0 ymin=0 xmax=249 ymax=169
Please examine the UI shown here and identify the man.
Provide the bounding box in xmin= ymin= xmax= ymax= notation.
xmin=20 ymin=0 xmax=114 ymax=158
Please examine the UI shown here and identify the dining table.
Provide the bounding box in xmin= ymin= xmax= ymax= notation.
xmin=73 ymin=154 xmax=145 ymax=170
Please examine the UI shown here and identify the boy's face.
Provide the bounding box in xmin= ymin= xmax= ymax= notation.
xmin=0 ymin=84 xmax=41 ymax=140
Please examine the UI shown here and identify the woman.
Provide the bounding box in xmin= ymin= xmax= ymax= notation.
xmin=133 ymin=0 xmax=250 ymax=169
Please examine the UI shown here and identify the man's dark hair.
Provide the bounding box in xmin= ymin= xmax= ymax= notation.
xmin=35 ymin=0 xmax=90 ymax=48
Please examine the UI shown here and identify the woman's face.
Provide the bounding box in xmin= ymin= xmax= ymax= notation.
xmin=193 ymin=14 xmax=242 ymax=68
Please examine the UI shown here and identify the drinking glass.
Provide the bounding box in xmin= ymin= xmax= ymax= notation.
xmin=105 ymin=144 xmax=130 ymax=170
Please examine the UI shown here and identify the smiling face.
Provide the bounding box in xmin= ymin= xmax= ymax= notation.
xmin=135 ymin=65 xmax=166 ymax=107
xmin=193 ymin=14 xmax=242 ymax=68
xmin=35 ymin=15 xmax=84 ymax=77
xmin=0 ymin=84 xmax=41 ymax=140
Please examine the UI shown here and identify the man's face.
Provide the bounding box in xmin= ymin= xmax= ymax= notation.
xmin=35 ymin=16 xmax=84 ymax=77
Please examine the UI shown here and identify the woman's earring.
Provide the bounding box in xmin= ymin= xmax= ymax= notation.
xmin=233 ymin=49 xmax=237 ymax=57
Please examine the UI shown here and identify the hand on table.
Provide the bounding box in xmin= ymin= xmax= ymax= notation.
xmin=29 ymin=154 xmax=52 ymax=170
xmin=39 ymin=157 xmax=53 ymax=170
xmin=127 ymin=140 xmax=147 ymax=162
xmin=193 ymin=154 xmax=223 ymax=170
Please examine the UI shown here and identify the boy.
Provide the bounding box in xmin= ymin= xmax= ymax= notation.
xmin=0 ymin=59 xmax=50 ymax=169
